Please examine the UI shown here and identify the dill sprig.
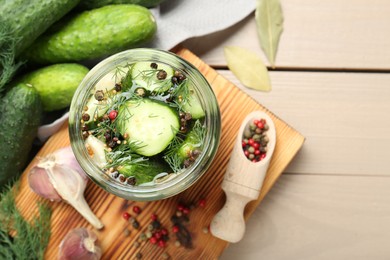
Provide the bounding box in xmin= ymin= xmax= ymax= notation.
xmin=0 ymin=183 xmax=52 ymax=260
xmin=105 ymin=141 xmax=147 ymax=169
xmin=163 ymin=152 xmax=183 ymax=173
xmin=0 ymin=22 xmax=22 ymax=95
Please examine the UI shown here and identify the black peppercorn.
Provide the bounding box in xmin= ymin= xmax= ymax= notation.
xmin=82 ymin=113 xmax=90 ymax=121
xmin=150 ymin=62 xmax=158 ymax=69
xmin=115 ymin=83 xmax=122 ymax=92
xmin=127 ymin=177 xmax=136 ymax=185
xmin=157 ymin=70 xmax=167 ymax=80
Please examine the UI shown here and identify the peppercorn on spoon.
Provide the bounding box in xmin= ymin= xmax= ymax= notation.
xmin=210 ymin=110 xmax=276 ymax=243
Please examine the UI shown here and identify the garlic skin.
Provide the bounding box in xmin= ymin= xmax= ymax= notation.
xmin=28 ymin=146 xmax=104 ymax=229
xmin=59 ymin=228 xmax=102 ymax=260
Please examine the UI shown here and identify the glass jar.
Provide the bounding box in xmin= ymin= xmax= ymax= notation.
xmin=69 ymin=48 xmax=221 ymax=201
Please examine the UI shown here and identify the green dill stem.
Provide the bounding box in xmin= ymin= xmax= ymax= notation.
xmin=0 ymin=183 xmax=52 ymax=260
xmin=0 ymin=22 xmax=22 ymax=95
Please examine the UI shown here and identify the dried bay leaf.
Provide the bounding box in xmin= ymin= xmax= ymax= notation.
xmin=224 ymin=46 xmax=271 ymax=92
xmin=255 ymin=0 xmax=283 ymax=67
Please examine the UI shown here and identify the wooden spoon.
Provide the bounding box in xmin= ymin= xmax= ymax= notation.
xmin=210 ymin=110 xmax=276 ymax=243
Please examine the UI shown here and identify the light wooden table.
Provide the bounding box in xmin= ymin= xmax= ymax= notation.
xmin=183 ymin=1 xmax=390 ymax=259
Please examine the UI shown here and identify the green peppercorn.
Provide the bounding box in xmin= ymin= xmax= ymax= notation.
xmin=94 ymin=90 xmax=104 ymax=101
xmin=244 ymin=129 xmax=252 ymax=138
xmin=249 ymin=123 xmax=256 ymax=131
xmin=255 ymin=128 xmax=262 ymax=134
xmin=135 ymin=87 xmax=146 ymax=97
xmin=248 ymin=146 xmax=255 ymax=153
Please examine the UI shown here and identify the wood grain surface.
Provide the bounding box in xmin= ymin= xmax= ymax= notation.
xmin=15 ymin=48 xmax=304 ymax=259
xmin=183 ymin=0 xmax=390 ymax=70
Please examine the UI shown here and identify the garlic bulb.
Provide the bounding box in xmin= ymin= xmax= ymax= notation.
xmin=59 ymin=228 xmax=102 ymax=260
xmin=28 ymin=146 xmax=104 ymax=229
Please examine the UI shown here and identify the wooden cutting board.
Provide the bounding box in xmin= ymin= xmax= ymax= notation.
xmin=15 ymin=47 xmax=304 ymax=259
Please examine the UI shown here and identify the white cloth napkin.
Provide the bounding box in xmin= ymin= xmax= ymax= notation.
xmin=148 ymin=0 xmax=256 ymax=49
xmin=37 ymin=0 xmax=256 ymax=142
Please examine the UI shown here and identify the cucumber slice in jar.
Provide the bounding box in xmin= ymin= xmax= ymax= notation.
xmin=83 ymin=71 xmax=125 ymax=124
xmin=130 ymin=61 xmax=174 ymax=93
xmin=118 ymin=99 xmax=180 ymax=156
xmin=177 ymin=83 xmax=205 ymax=119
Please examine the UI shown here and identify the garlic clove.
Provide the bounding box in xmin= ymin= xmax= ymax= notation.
xmin=47 ymin=164 xmax=103 ymax=230
xmin=59 ymin=228 xmax=102 ymax=260
xmin=28 ymin=146 xmax=104 ymax=229
xmin=84 ymin=135 xmax=108 ymax=168
xmin=28 ymin=166 xmax=62 ymax=202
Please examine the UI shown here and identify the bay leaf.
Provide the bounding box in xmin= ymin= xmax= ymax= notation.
xmin=224 ymin=46 xmax=271 ymax=92
xmin=255 ymin=0 xmax=284 ymax=67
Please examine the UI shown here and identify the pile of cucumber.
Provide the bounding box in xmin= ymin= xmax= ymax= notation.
xmin=0 ymin=0 xmax=161 ymax=189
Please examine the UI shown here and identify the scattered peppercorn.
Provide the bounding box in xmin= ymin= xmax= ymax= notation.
xmin=123 ymin=228 xmax=131 ymax=237
xmin=161 ymin=252 xmax=170 ymax=259
xmin=133 ymin=206 xmax=141 ymax=214
xmin=123 ymin=212 xmax=131 ymax=221
xmin=132 ymin=220 xmax=140 ymax=229
xmin=136 ymin=252 xmax=142 ymax=259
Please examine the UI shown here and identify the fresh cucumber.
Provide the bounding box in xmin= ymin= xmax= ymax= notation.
xmin=0 ymin=0 xmax=80 ymax=55
xmin=131 ymin=61 xmax=174 ymax=93
xmin=78 ymin=0 xmax=163 ymax=10
xmin=23 ymin=5 xmax=157 ymax=64
xmin=118 ymin=99 xmax=179 ymax=156
xmin=15 ymin=63 xmax=89 ymax=111
xmin=0 ymin=83 xmax=42 ymax=189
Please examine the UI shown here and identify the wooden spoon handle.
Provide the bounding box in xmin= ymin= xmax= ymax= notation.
xmin=210 ymin=190 xmax=252 ymax=243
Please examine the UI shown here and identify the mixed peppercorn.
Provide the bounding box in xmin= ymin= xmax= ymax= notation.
xmin=121 ymin=197 xmax=208 ymax=258
xmin=242 ymin=118 xmax=270 ymax=162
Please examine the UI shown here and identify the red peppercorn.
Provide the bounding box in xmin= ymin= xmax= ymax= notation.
xmin=248 ymin=138 xmax=254 ymax=146
xmin=260 ymin=153 xmax=266 ymax=159
xmin=255 ymin=150 xmax=261 ymax=155
xmin=242 ymin=141 xmax=247 ymax=147
xmin=252 ymin=142 xmax=260 ymax=149
xmin=151 ymin=213 xmax=158 ymax=221
xmin=108 ymin=110 xmax=118 ymax=120
xmin=122 ymin=212 xmax=131 ymax=220
xmin=161 ymin=228 xmax=168 ymax=235
xmin=133 ymin=206 xmax=141 ymax=214
xmin=198 ymin=198 xmax=206 ymax=207
xmin=182 ymin=207 xmax=190 ymax=215
xmin=257 ymin=122 xmax=264 ymax=129
xmin=150 ymin=237 xmax=158 ymax=244
xmin=253 ymin=119 xmax=259 ymax=124
xmin=158 ymin=240 xmax=166 ymax=248
xmin=244 ymin=150 xmax=250 ymax=157
xmin=154 ymin=231 xmax=162 ymax=239
xmin=172 ymin=225 xmax=180 ymax=233
xmin=177 ymin=204 xmax=184 ymax=212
